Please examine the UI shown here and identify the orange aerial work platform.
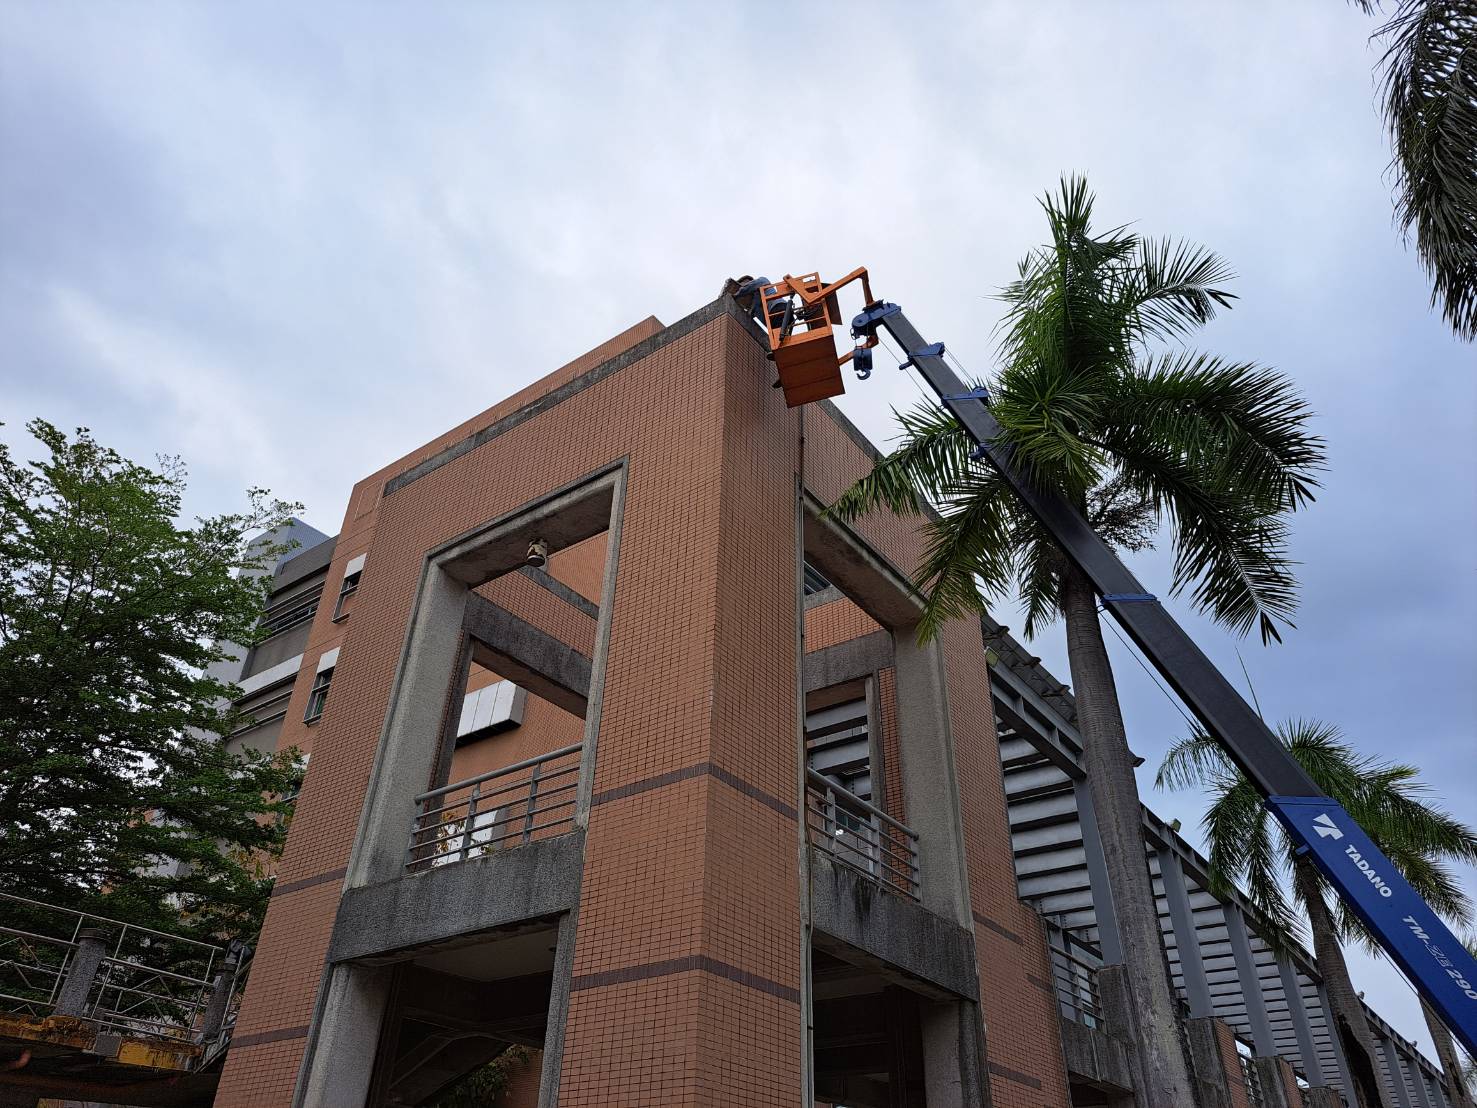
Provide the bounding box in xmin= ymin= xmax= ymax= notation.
xmin=739 ymin=268 xmax=879 ymax=407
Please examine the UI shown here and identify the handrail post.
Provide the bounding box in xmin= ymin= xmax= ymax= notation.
xmin=523 ymin=762 xmax=541 ymax=846
xmin=54 ymin=927 xmax=108 ymax=1018
xmin=461 ymin=784 xmax=480 ymax=863
xmin=198 ymin=942 xmax=248 ymax=1043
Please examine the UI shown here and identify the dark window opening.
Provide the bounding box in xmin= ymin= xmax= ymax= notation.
xmin=332 ymin=570 xmax=362 ymax=621
xmin=304 ymin=667 xmax=333 ymax=723
xmin=806 ymin=694 xmax=871 ymax=804
xmin=803 ymin=561 xmax=832 ymax=597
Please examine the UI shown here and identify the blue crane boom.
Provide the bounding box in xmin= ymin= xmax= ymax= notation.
xmin=738 ymin=270 xmax=1477 ymax=1053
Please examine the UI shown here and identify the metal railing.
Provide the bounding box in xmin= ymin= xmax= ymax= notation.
xmin=804 ymin=769 xmax=920 ymax=902
xmin=1048 ymin=942 xmax=1104 ymax=1028
xmin=258 ymin=585 xmax=322 ymax=637
xmin=0 ymin=891 xmax=247 ymax=1045
xmin=406 ymin=743 xmax=582 ymax=872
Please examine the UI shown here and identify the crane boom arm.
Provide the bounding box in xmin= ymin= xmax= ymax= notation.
xmin=849 ymin=299 xmax=1477 ymax=1053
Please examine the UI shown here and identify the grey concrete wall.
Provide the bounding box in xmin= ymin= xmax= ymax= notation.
xmin=809 ymin=852 xmax=980 ymax=1002
xmin=329 ymin=831 xmax=584 ymax=964
xmin=1059 ymin=1018 xmax=1136 ymax=1100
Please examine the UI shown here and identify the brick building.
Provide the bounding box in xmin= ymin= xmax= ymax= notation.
xmin=206 ymin=288 xmax=1460 ymax=1108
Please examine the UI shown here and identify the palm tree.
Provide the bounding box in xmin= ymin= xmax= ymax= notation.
xmin=827 ymin=176 xmax=1325 ymax=1108
xmin=1157 ymin=720 xmax=1477 ymax=1108
xmin=1424 ymin=993 xmax=1477 ymax=1108
xmin=1354 ymin=0 xmax=1477 ymax=340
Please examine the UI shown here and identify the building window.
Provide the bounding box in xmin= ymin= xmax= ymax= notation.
xmin=332 ymin=570 xmax=361 ymax=621
xmin=259 ymin=585 xmax=322 ymax=638
xmin=332 ymin=555 xmax=366 ymax=621
xmin=304 ymin=668 xmax=333 ymax=723
xmin=803 ymin=561 xmax=832 ymax=597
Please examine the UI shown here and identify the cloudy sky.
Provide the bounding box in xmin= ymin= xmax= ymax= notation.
xmin=3 ymin=0 xmax=1472 ymax=1064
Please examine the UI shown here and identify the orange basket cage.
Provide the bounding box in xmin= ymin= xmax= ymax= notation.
xmin=753 ymin=269 xmax=876 ymax=407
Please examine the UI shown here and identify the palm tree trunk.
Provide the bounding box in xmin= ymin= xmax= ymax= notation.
xmin=1421 ymin=998 xmax=1475 ymax=1108
xmin=1294 ymin=858 xmax=1393 ymax=1108
xmin=1059 ymin=564 xmax=1198 ymax=1107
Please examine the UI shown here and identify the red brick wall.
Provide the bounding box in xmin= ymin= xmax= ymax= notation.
xmin=219 ymin=306 xmax=805 ymax=1106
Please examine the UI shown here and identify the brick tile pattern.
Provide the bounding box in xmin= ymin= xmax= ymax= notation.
xmin=219 ymin=306 xmax=805 ymax=1106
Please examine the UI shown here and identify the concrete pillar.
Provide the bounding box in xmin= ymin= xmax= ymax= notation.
xmin=1252 ymin=1054 xmax=1304 ymax=1108
xmin=1184 ymin=1016 xmax=1253 ymax=1108
xmin=1304 ymin=1089 xmax=1347 ymax=1108
xmin=893 ymin=632 xmax=972 ymax=928
xmin=298 ymin=963 xmax=397 ymax=1108
xmin=53 ymin=927 xmax=108 ymax=1017
xmin=918 ymin=999 xmax=989 ymax=1108
xmin=1225 ymin=905 xmax=1276 ymax=1056
xmin=1073 ymin=778 xmax=1123 ymax=964
xmin=1279 ymin=954 xmax=1324 ymax=1086
xmin=1318 ymin=981 xmax=1358 ymax=1099
xmin=535 ymin=911 xmax=578 ymax=1108
xmin=1380 ymin=1036 xmax=1414 ymax=1108
xmin=1160 ymin=848 xmax=1214 ymax=1019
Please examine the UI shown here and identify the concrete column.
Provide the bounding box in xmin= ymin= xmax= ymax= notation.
xmin=1278 ymin=954 xmax=1324 ymax=1086
xmin=1409 ymin=1057 xmax=1437 ymax=1108
xmin=53 ymin=927 xmax=108 ymax=1018
xmin=346 ymin=564 xmax=470 ymax=887
xmin=1225 ymin=905 xmax=1276 ymax=1056
xmin=1073 ymin=778 xmax=1123 ymax=964
xmin=1160 ymin=848 xmax=1214 ymax=1019
xmin=1317 ymin=981 xmax=1358 ymax=1099
xmin=1184 ymin=1016 xmax=1253 ymax=1108
xmin=536 ymin=910 xmax=578 ymax=1108
xmin=1252 ymin=1054 xmax=1303 ymax=1108
xmin=893 ymin=632 xmax=972 ymax=928
xmin=1380 ymin=1036 xmax=1415 ymax=1108
xmin=918 ymin=999 xmax=989 ymax=1108
xmin=298 ymin=963 xmax=397 ymax=1108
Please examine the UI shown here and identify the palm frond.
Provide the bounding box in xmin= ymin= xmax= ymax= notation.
xmin=1012 ymin=515 xmax=1066 ymax=639
xmin=1154 ymin=729 xmax=1236 ymax=792
xmin=1164 ymin=718 xmax=1477 ymax=947
xmin=1124 ymin=237 xmax=1239 ymax=343
xmin=823 ymin=402 xmax=972 ymax=524
xmin=913 ymin=467 xmax=1018 ymax=641
xmin=1108 ymin=352 xmax=1326 ymax=512
xmin=1203 ymin=776 xmax=1303 ymax=948
xmin=1370 ymin=0 xmax=1477 ymax=339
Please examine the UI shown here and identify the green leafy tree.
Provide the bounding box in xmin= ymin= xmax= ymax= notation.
xmin=431 ymin=1046 xmax=533 ymax=1107
xmin=828 ymin=177 xmax=1325 ymax=1107
xmin=1355 ymin=0 xmax=1477 ymax=339
xmin=0 ymin=419 xmax=304 ymax=945
xmin=1158 ymin=720 xmax=1477 ymax=1108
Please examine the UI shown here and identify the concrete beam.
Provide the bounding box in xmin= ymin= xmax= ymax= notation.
xmin=1277 ymin=954 xmax=1324 ymax=1086
xmin=1160 ymin=849 xmax=1213 ymax=1019
xmin=808 ymin=853 xmax=979 ymax=1003
xmin=436 ymin=469 xmax=618 ymax=589
xmin=1074 ymin=779 xmax=1123 ymax=964
xmin=329 ymin=831 xmax=584 ymax=964
xmin=803 ymin=630 xmax=894 ymax=692
xmin=1224 ymin=904 xmax=1276 ymax=1055
xmin=801 ymin=493 xmax=925 ymax=630
xmin=463 ymin=594 xmax=592 ymax=717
